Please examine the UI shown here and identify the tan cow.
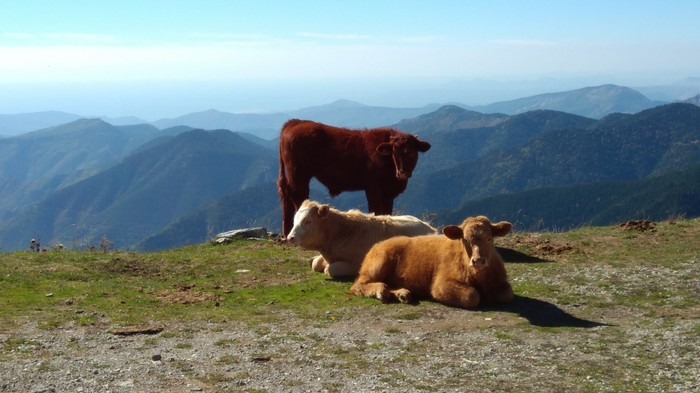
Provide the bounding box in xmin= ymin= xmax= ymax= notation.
xmin=350 ymin=216 xmax=514 ymax=309
xmin=286 ymin=200 xmax=436 ymax=278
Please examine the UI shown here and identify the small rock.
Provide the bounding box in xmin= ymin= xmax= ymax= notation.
xmin=212 ymin=227 xmax=269 ymax=244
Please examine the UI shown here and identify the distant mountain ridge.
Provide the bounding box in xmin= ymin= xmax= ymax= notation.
xmin=0 ymin=112 xmax=149 ymax=137
xmin=144 ymin=86 xmax=669 ymax=138
xmin=472 ymin=84 xmax=656 ymax=118
xmin=682 ymin=94 xmax=700 ymax=106
xmin=4 ymin=83 xmax=690 ymax=140
xmin=151 ymin=100 xmax=441 ymax=139
xmin=0 ymin=111 xmax=82 ymax=136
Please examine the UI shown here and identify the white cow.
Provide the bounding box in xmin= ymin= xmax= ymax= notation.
xmin=286 ymin=200 xmax=437 ymax=278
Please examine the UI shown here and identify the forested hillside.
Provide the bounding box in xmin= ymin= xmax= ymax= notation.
xmin=400 ymin=103 xmax=700 ymax=213
xmin=0 ymin=130 xmax=277 ymax=250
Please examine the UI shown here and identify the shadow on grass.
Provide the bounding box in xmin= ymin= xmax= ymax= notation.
xmin=486 ymin=295 xmax=612 ymax=328
xmin=497 ymin=246 xmax=549 ymax=263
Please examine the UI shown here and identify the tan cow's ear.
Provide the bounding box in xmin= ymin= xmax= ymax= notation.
xmin=317 ymin=205 xmax=330 ymax=218
xmin=376 ymin=143 xmax=392 ymax=156
xmin=442 ymin=225 xmax=463 ymax=240
xmin=491 ymin=221 xmax=513 ymax=237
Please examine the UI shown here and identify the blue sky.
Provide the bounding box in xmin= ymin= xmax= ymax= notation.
xmin=1 ymin=0 xmax=699 ymax=118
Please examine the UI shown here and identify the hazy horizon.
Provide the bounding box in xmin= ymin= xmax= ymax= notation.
xmin=2 ymin=1 xmax=699 ymax=120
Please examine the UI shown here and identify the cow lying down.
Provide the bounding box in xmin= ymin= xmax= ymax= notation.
xmin=351 ymin=216 xmax=514 ymax=309
xmin=286 ymin=200 xmax=436 ymax=278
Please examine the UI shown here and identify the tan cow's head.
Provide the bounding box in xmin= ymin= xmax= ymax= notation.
xmin=376 ymin=134 xmax=431 ymax=181
xmin=442 ymin=216 xmax=512 ymax=271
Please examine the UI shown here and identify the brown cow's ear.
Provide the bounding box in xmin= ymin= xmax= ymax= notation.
xmin=376 ymin=143 xmax=393 ymax=156
xmin=442 ymin=225 xmax=463 ymax=240
xmin=317 ymin=204 xmax=330 ymax=218
xmin=417 ymin=140 xmax=431 ymax=152
xmin=491 ymin=221 xmax=513 ymax=237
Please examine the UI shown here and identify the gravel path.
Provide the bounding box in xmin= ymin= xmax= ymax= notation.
xmin=2 ymin=299 xmax=698 ymax=393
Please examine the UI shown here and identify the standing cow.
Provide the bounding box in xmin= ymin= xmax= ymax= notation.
xmin=277 ymin=119 xmax=431 ymax=237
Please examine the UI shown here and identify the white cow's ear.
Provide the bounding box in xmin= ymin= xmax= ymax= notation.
xmin=491 ymin=221 xmax=513 ymax=237
xmin=318 ymin=205 xmax=330 ymax=218
xmin=442 ymin=225 xmax=463 ymax=240
xmin=376 ymin=143 xmax=392 ymax=156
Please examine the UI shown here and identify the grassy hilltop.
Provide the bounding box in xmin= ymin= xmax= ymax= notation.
xmin=1 ymin=219 xmax=699 ymax=392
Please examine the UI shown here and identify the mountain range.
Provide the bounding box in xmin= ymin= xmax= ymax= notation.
xmin=133 ymin=103 xmax=700 ymax=251
xmin=0 ymin=83 xmax=699 ymax=251
xmin=2 ymin=83 xmax=696 ymax=139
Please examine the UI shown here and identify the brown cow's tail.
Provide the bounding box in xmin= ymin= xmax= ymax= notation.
xmin=277 ymin=141 xmax=289 ymax=201
xmin=278 ymin=120 xmax=297 ymax=236
xmin=277 ymin=120 xmax=295 ymax=202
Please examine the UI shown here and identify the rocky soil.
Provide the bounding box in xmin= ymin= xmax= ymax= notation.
xmin=2 ymin=295 xmax=698 ymax=393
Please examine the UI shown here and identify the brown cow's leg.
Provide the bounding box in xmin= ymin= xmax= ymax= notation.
xmin=365 ymin=190 xmax=393 ymax=215
xmin=350 ymin=281 xmax=392 ymax=303
xmin=431 ymin=280 xmax=481 ymax=309
xmin=378 ymin=198 xmax=394 ymax=215
xmin=495 ymin=282 xmax=514 ymax=304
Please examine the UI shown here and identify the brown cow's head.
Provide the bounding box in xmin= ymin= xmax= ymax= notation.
xmin=376 ymin=134 xmax=431 ymax=181
xmin=443 ymin=216 xmax=512 ymax=271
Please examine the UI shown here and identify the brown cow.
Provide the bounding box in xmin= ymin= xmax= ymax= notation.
xmin=286 ymin=200 xmax=436 ymax=278
xmin=277 ymin=119 xmax=431 ymax=236
xmin=350 ymin=216 xmax=513 ymax=309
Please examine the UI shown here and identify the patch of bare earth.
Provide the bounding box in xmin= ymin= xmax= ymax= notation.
xmin=499 ymin=233 xmax=576 ymax=260
xmin=154 ymin=284 xmax=223 ymax=305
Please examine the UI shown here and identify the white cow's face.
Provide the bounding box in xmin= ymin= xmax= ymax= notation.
xmin=286 ymin=202 xmax=330 ymax=248
xmin=286 ymin=205 xmax=313 ymax=245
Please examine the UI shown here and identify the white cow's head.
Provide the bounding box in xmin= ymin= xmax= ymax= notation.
xmin=286 ymin=200 xmax=330 ymax=248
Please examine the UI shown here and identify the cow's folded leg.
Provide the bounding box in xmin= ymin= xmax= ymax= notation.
xmin=325 ymin=261 xmax=357 ymax=278
xmin=350 ymin=282 xmax=392 ymax=303
xmin=311 ymin=255 xmax=327 ymax=273
xmin=391 ymin=288 xmax=412 ymax=304
xmin=432 ymin=281 xmax=481 ymax=309
xmin=495 ymin=282 xmax=514 ymax=304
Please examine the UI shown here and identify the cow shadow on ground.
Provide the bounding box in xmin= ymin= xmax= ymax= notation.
xmin=482 ymin=295 xmax=612 ymax=328
xmin=497 ymin=246 xmax=548 ymax=263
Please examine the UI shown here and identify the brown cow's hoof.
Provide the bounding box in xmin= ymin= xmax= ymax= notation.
xmin=393 ymin=289 xmax=412 ymax=304
xmin=377 ymin=288 xmax=393 ymax=303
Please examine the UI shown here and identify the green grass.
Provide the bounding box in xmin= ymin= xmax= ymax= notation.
xmin=2 ymin=219 xmax=699 ymax=332
xmin=0 ymin=240 xmax=346 ymax=330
